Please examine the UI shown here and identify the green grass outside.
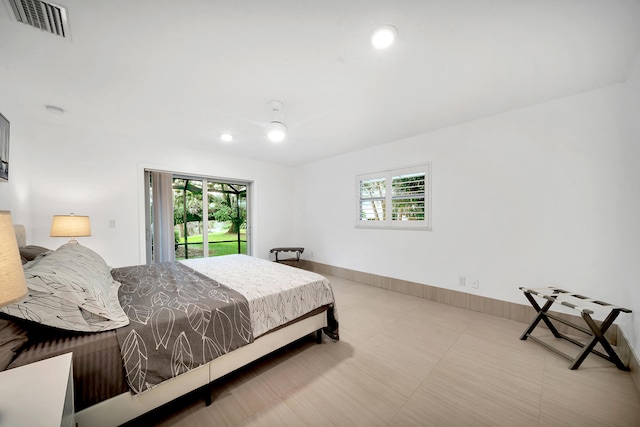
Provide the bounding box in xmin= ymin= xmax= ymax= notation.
xmin=179 ymin=229 xmax=245 ymax=242
xmin=176 ymin=230 xmax=247 ymax=258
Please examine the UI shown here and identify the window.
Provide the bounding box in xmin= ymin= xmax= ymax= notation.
xmin=357 ymin=164 xmax=431 ymax=230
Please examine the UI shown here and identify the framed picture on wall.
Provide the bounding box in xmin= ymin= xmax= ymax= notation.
xmin=0 ymin=113 xmax=9 ymax=182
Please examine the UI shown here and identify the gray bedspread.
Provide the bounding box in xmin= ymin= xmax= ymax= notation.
xmin=112 ymin=262 xmax=253 ymax=394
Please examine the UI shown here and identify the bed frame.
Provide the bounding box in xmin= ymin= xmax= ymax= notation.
xmin=13 ymin=225 xmax=329 ymax=427
xmin=76 ymin=311 xmax=327 ymax=426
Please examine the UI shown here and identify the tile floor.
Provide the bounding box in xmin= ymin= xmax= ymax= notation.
xmin=128 ymin=275 xmax=640 ymax=426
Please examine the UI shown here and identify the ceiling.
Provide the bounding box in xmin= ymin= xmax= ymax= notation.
xmin=1 ymin=0 xmax=639 ymax=166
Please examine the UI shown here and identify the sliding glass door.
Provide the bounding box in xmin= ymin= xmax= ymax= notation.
xmin=145 ymin=171 xmax=250 ymax=263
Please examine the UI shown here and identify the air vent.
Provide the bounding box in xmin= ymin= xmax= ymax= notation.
xmin=5 ymin=0 xmax=69 ymax=38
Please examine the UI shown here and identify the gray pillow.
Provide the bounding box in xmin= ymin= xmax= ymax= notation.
xmin=19 ymin=245 xmax=52 ymax=261
xmin=1 ymin=244 xmax=129 ymax=332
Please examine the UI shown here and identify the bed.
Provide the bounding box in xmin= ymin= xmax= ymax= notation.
xmin=0 ymin=225 xmax=339 ymax=426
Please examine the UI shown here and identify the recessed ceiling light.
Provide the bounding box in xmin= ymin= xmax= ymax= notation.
xmin=266 ymin=121 xmax=287 ymax=142
xmin=220 ymin=133 xmax=233 ymax=142
xmin=371 ymin=25 xmax=398 ymax=49
xmin=44 ymin=104 xmax=65 ymax=114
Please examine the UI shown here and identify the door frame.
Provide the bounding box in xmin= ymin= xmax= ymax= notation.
xmin=140 ymin=167 xmax=253 ymax=264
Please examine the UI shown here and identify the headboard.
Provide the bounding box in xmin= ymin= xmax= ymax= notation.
xmin=14 ymin=224 xmax=26 ymax=248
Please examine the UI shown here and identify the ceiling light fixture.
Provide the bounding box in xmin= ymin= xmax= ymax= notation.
xmin=266 ymin=100 xmax=287 ymax=142
xmin=371 ymin=25 xmax=398 ymax=49
xmin=266 ymin=121 xmax=287 ymax=142
xmin=220 ymin=133 xmax=233 ymax=142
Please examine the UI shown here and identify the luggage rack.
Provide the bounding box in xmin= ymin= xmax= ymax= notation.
xmin=519 ymin=287 xmax=632 ymax=370
xmin=270 ymin=247 xmax=304 ymax=267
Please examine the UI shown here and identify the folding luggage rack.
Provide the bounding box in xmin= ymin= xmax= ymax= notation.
xmin=269 ymin=247 xmax=304 ymax=267
xmin=519 ymin=287 xmax=632 ymax=370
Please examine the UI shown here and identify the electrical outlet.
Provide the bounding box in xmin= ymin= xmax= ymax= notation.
xmin=471 ymin=278 xmax=479 ymax=289
xmin=308 ymin=251 xmax=314 ymax=259
xmin=458 ymin=276 xmax=466 ymax=286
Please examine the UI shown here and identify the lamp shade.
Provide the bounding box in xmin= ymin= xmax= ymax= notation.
xmin=0 ymin=211 xmax=28 ymax=307
xmin=50 ymin=214 xmax=91 ymax=243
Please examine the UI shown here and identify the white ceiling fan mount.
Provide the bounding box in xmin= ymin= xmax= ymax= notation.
xmin=213 ymin=99 xmax=332 ymax=143
xmin=266 ymin=100 xmax=287 ymax=142
xmin=268 ymin=100 xmax=284 ymax=115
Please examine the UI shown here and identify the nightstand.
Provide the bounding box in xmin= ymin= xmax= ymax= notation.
xmin=0 ymin=352 xmax=74 ymax=426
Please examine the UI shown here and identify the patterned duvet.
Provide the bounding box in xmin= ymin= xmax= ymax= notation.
xmin=112 ymin=261 xmax=254 ymax=394
xmin=113 ymin=254 xmax=338 ymax=394
xmin=181 ymin=254 xmax=338 ymax=338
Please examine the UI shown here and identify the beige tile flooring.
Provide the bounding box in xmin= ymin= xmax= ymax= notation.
xmin=129 ymin=276 xmax=640 ymax=427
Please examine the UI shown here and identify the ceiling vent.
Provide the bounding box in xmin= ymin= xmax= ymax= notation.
xmin=4 ymin=0 xmax=70 ymax=38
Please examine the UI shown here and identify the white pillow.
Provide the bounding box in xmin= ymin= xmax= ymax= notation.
xmin=0 ymin=244 xmax=129 ymax=332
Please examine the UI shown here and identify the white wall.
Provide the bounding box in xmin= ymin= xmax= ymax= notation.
xmin=293 ymin=82 xmax=637 ymax=341
xmin=0 ymin=111 xmax=295 ymax=267
xmin=618 ymin=52 xmax=640 ymax=356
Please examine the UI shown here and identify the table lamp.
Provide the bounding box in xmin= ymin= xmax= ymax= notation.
xmin=50 ymin=213 xmax=91 ymax=244
xmin=0 ymin=211 xmax=28 ymax=307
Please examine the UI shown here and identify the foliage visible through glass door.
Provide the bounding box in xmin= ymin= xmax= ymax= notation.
xmin=146 ymin=171 xmax=249 ymax=262
xmin=173 ymin=178 xmax=247 ymax=260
